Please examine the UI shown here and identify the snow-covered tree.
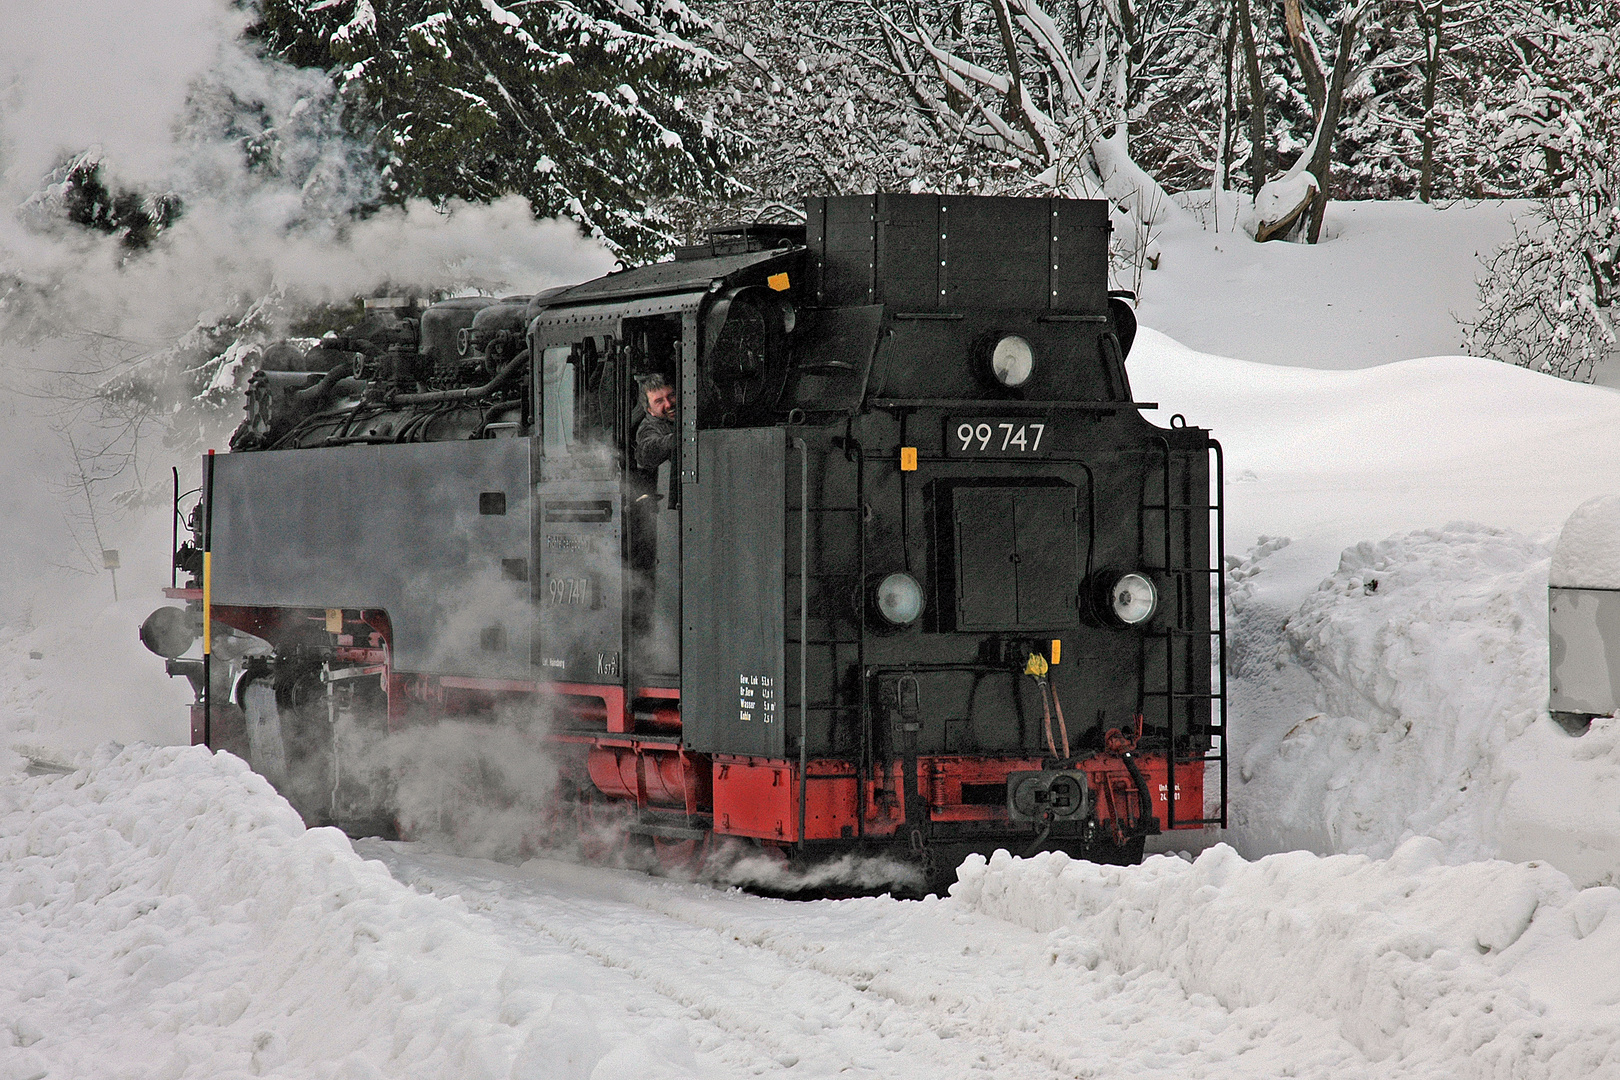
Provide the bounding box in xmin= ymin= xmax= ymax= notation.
xmin=1464 ymin=3 xmax=1617 ymax=381
xmin=255 ymin=0 xmax=741 ymax=260
xmin=861 ymin=0 xmax=1191 ymax=214
xmin=669 ymin=2 xmax=992 ymax=222
xmin=683 ymin=0 xmax=1209 ymax=287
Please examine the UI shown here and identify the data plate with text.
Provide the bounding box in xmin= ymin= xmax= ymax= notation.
xmin=945 ymin=417 xmax=1058 ymax=458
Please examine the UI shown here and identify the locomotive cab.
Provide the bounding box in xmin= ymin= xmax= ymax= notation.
xmin=146 ymin=194 xmax=1225 ymax=887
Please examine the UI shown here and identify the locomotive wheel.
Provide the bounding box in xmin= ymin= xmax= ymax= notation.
xmin=651 ymin=834 xmax=712 ymax=878
xmin=571 ymin=788 xmax=657 ymax=869
xmin=1085 ymin=834 xmax=1147 ymax=866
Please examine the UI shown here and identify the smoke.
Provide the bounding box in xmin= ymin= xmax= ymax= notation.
xmin=258 ymin=690 xmax=571 ymax=865
xmin=0 ymin=1 xmax=614 ymax=343
xmin=0 ymin=0 xmax=246 ymax=192
xmin=0 ymin=0 xmax=611 ymax=631
xmin=375 ymin=715 xmax=566 ymax=863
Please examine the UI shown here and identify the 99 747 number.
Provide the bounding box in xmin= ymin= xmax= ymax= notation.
xmin=947 ymin=419 xmax=1051 ymax=457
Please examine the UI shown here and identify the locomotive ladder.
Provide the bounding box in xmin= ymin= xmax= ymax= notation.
xmin=1136 ymin=437 xmax=1227 ymax=830
xmin=784 ymin=438 xmax=872 ymax=845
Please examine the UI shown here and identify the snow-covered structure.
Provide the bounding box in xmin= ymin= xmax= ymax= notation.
xmin=1548 ymin=494 xmax=1620 ymax=728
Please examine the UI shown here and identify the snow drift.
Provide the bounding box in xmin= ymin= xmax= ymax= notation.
xmin=1125 ymin=330 xmax=1620 ymax=885
xmin=952 ymin=843 xmax=1620 ymax=1079
xmin=0 ymin=745 xmax=699 ymax=1080
xmin=1235 ymin=525 xmax=1552 ymax=861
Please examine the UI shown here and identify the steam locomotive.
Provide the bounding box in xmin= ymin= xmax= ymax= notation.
xmin=142 ymin=194 xmax=1227 ymax=887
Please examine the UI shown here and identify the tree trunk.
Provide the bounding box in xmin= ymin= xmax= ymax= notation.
xmin=989 ymin=0 xmax=1046 ymax=155
xmin=1304 ymin=10 xmax=1367 ymax=243
xmin=1114 ymin=0 xmax=1137 ymax=140
xmin=1237 ymin=0 xmax=1268 ymax=194
xmin=1283 ymin=0 xmax=1328 ymax=122
xmin=1216 ymin=0 xmax=1239 ymax=205
xmin=1416 ymin=0 xmax=1443 ymax=203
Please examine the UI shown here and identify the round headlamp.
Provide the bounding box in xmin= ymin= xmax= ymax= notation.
xmin=874 ymin=571 xmax=925 ymax=626
xmin=990 ymin=335 xmax=1035 ymax=387
xmin=1110 ymin=572 xmax=1158 ymax=626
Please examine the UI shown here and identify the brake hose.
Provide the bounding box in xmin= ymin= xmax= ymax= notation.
xmin=1024 ymin=653 xmax=1070 ymax=760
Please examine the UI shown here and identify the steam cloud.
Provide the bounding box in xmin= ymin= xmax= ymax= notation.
xmin=0 ymin=0 xmax=614 ymax=341
xmin=0 ymin=0 xmax=612 ymax=624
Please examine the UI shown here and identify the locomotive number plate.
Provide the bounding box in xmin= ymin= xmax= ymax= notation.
xmin=946 ymin=418 xmax=1053 ymax=457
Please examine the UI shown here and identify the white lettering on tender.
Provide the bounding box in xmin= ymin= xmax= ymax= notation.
xmin=739 ymin=673 xmax=778 ymax=723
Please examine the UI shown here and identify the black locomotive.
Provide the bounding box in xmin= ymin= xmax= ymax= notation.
xmin=143 ymin=194 xmax=1227 ymax=884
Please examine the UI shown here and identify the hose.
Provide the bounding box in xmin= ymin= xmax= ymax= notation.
xmin=1051 ymin=683 xmax=1071 ymax=761
xmin=1024 ymin=652 xmax=1069 ymax=760
xmin=1121 ymin=751 xmax=1161 ymax=835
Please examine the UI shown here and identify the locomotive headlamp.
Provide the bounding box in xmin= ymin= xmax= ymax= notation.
xmin=990 ymin=335 xmax=1035 ymax=387
xmin=1110 ymin=572 xmax=1158 ymax=626
xmin=874 ymin=571 xmax=925 ymax=625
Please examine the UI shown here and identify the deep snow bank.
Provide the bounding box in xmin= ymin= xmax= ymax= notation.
xmin=1229 ymin=523 xmax=1620 ymax=886
xmin=952 ymin=843 xmax=1620 ymax=1079
xmin=1125 ymin=331 xmax=1620 ymax=579
xmin=1127 ymin=332 xmax=1620 ymax=881
xmin=0 ymin=745 xmax=697 ymax=1080
xmin=1236 ymin=525 xmax=1552 ymax=860
xmin=1550 ymin=494 xmax=1620 ymax=589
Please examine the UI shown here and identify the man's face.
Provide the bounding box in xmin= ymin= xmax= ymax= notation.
xmin=646 ymin=385 xmax=677 ymax=419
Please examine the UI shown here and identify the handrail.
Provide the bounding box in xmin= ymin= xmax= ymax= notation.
xmin=869 ymin=398 xmax=1156 ymax=412
xmin=1212 ymin=439 xmax=1228 ymax=829
xmin=794 ymin=436 xmax=810 ymax=846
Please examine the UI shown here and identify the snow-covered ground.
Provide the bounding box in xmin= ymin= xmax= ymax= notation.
xmin=7 ymin=746 xmax=1620 ymax=1079
xmin=1141 ymin=197 xmax=1523 ymax=369
xmin=9 ymin=198 xmax=1620 ymax=1078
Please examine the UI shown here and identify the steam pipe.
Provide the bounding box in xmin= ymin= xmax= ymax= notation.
xmin=170 ymin=467 xmax=179 ymax=589
xmin=388 ymin=348 xmax=529 ymax=405
xmin=292 ymin=360 xmax=357 ymax=404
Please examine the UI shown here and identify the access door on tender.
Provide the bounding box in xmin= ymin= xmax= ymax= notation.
xmin=946 ymin=482 xmax=1082 ymax=632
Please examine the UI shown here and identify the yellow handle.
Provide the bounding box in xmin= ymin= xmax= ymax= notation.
xmin=1024 ymin=652 xmax=1048 ymax=677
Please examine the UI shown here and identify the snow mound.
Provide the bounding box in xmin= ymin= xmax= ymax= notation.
xmin=1237 ymin=524 xmax=1552 ymax=863
xmin=1550 ymin=494 xmax=1620 ymax=589
xmin=952 ymin=843 xmax=1620 ymax=1078
xmin=0 ymin=744 xmax=697 ymax=1080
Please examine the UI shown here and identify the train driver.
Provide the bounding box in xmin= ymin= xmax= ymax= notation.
xmin=633 ymin=374 xmax=677 ymax=482
xmin=630 ymin=374 xmax=677 ymax=643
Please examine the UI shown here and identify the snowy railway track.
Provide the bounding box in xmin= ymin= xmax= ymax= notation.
xmin=363 ymin=843 xmax=1074 ymax=1078
xmin=360 ymin=843 xmax=1398 ymax=1079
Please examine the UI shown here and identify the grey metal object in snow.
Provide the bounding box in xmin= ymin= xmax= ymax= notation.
xmin=1549 ymin=589 xmax=1620 ymax=727
xmin=1548 ymin=494 xmax=1620 ymax=733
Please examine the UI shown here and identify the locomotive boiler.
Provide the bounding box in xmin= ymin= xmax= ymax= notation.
xmin=143 ymin=194 xmax=1227 ymax=886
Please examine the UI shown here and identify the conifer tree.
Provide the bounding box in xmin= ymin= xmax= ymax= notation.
xmin=255 ymin=0 xmax=740 ymax=259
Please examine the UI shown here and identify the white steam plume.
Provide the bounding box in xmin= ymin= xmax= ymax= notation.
xmin=0 ymin=0 xmax=612 ymax=630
